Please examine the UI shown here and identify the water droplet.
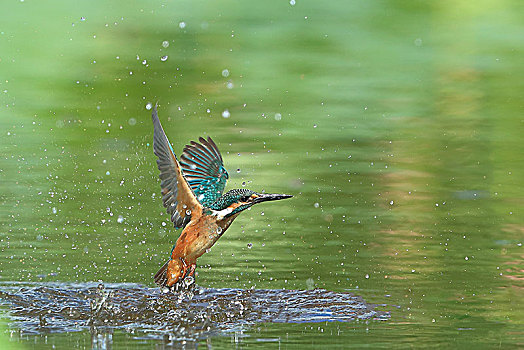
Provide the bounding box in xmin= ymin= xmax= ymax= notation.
xmin=105 ymin=171 xmax=110 ymax=175
xmin=306 ymin=278 xmax=315 ymax=290
xmin=236 ymin=168 xmax=241 ymax=173
xmin=274 ymin=113 xmax=282 ymax=121
xmin=365 ymin=274 xmax=369 ymax=279
xmin=313 ymin=124 xmax=317 ymax=128
xmin=222 ymin=109 xmax=230 ymax=118
xmin=221 ymin=69 xmax=230 ymax=77
xmin=161 ymin=55 xmax=168 ymax=62
xmin=389 ymin=200 xmax=394 ymax=205
xmin=314 ymin=202 xmax=320 ymax=208
xmin=183 ymin=276 xmax=194 ymax=287
xmin=186 ymin=209 xmax=191 ymax=215
xmin=179 ymin=21 xmax=186 ymax=29
xmin=117 ymin=215 xmax=124 ymax=223
xmin=247 ymin=243 xmax=253 ymax=249
xmin=162 ymin=40 xmax=169 ymax=48
xmin=290 ymin=0 xmax=296 ymax=5
xmin=52 ymin=207 xmax=57 ymax=214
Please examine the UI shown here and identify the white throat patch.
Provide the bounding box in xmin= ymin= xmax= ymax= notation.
xmin=211 ymin=207 xmax=234 ymax=220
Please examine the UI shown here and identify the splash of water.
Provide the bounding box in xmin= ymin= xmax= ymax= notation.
xmin=0 ymin=282 xmax=389 ymax=342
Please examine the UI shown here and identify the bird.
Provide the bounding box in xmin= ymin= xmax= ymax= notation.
xmin=151 ymin=106 xmax=292 ymax=290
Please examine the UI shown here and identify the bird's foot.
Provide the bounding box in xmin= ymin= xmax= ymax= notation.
xmin=160 ymin=257 xmax=198 ymax=300
xmin=180 ymin=257 xmax=189 ymax=279
xmin=187 ymin=263 xmax=196 ymax=277
xmin=178 ymin=258 xmax=196 ymax=281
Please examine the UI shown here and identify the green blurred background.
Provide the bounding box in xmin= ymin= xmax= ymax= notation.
xmin=1 ymin=0 xmax=523 ymax=348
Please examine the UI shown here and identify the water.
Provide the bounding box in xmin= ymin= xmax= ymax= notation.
xmin=1 ymin=282 xmax=387 ymax=348
xmin=1 ymin=0 xmax=523 ymax=349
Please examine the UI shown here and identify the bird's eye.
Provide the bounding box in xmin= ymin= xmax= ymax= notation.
xmin=241 ymin=195 xmax=251 ymax=202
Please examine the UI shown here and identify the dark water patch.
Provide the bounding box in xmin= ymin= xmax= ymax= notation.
xmin=0 ymin=282 xmax=388 ymax=342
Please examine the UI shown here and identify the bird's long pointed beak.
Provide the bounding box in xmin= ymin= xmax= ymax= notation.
xmin=254 ymin=193 xmax=293 ymax=203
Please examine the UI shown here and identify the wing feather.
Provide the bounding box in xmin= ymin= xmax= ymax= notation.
xmin=180 ymin=136 xmax=229 ymax=206
xmin=151 ymin=106 xmax=202 ymax=229
xmin=200 ymin=137 xmax=223 ymax=162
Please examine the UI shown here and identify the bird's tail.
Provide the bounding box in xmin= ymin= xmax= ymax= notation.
xmin=154 ymin=259 xmax=184 ymax=287
xmin=154 ymin=260 xmax=170 ymax=287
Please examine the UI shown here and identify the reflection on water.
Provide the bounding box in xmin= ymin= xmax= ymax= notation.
xmin=0 ymin=282 xmax=388 ymax=347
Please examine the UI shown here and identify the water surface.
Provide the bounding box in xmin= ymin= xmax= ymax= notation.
xmin=1 ymin=282 xmax=387 ymax=348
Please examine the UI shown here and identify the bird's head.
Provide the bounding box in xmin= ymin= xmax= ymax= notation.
xmin=209 ymin=189 xmax=292 ymax=219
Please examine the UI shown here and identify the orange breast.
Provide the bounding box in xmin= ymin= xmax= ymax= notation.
xmin=170 ymin=209 xmax=242 ymax=264
xmin=171 ymin=215 xmax=218 ymax=262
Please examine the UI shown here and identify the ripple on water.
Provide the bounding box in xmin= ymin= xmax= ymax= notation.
xmin=0 ymin=282 xmax=389 ymax=341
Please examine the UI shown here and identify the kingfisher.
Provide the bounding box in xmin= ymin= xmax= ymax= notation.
xmin=151 ymin=106 xmax=292 ymax=290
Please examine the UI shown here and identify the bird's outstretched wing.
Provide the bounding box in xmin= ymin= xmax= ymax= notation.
xmin=151 ymin=106 xmax=202 ymax=229
xmin=180 ymin=136 xmax=229 ymax=207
